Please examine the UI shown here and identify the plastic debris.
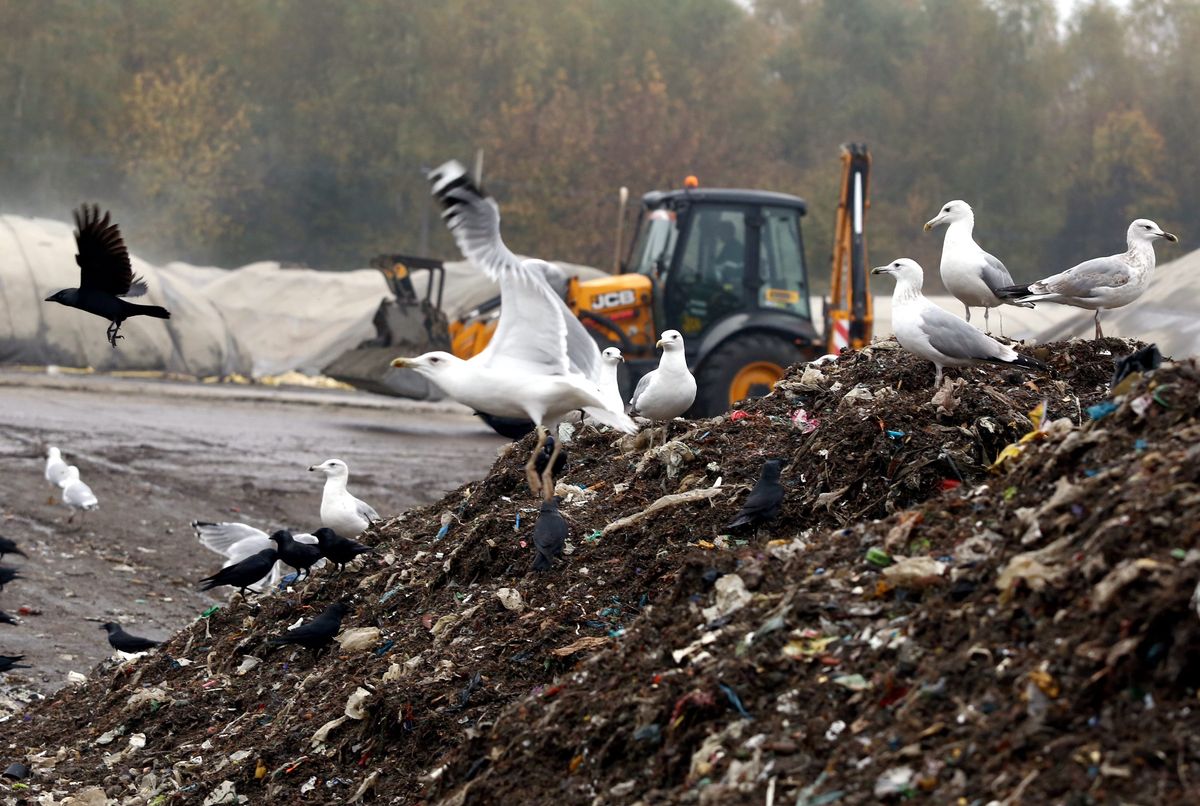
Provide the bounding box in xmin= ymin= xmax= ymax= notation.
xmin=865 ymin=548 xmax=892 ymax=567
xmin=702 ymin=574 xmax=751 ymax=622
xmin=344 ymin=687 xmax=373 ymax=720
xmin=1110 ymin=344 xmax=1162 ymax=390
xmin=495 ymin=588 xmax=525 ymax=612
xmin=337 ymin=627 xmax=382 ymax=652
xmin=881 ymin=556 xmax=947 ymax=588
xmin=1086 ymin=400 xmax=1118 ymax=421
xmin=873 ymin=766 xmax=915 ymax=797
xmin=791 ymin=408 xmax=820 ymax=434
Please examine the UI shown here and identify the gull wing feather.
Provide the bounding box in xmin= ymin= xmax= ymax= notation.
xmin=428 ymin=161 xmax=601 ymax=381
xmin=192 ymin=521 xmax=270 ymax=557
xmin=1030 ymin=254 xmax=1133 ymax=300
xmin=354 ymin=498 xmax=380 ymax=523
xmin=629 ymin=370 xmax=655 ymax=413
xmin=919 ymin=304 xmax=1013 ymax=362
xmin=979 ymin=251 xmax=1017 ymax=292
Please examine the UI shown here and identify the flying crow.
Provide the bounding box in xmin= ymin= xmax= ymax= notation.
xmin=269 ymin=530 xmax=324 ymax=581
xmin=727 ymin=459 xmax=786 ymax=530
xmin=44 ymin=205 xmax=171 ymax=347
xmin=531 ymin=497 xmax=567 ymax=572
xmin=100 ymin=622 xmax=159 ymax=653
xmin=313 ymin=527 xmax=372 ymax=573
xmin=269 ymin=601 xmax=350 ymax=653
xmin=199 ymin=548 xmax=279 ymax=596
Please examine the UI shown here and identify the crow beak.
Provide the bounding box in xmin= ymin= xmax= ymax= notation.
xmin=44 ymin=295 xmax=55 ymax=302
xmin=1161 ymin=231 xmax=1178 ymax=242
xmin=390 ymin=357 xmax=412 ymax=368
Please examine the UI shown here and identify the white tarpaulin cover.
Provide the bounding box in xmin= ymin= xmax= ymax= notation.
xmin=0 ymin=214 xmax=394 ymax=378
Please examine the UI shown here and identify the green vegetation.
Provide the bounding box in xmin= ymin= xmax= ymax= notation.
xmin=0 ymin=0 xmax=1194 ymax=281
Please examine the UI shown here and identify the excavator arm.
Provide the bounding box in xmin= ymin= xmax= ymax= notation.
xmin=825 ymin=143 xmax=872 ymax=353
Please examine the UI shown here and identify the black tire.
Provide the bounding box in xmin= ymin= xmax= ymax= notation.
xmin=691 ymin=333 xmax=808 ymax=417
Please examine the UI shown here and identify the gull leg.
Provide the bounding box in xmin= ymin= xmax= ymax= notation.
xmin=964 ymin=305 xmax=971 ymax=322
xmin=934 ymin=364 xmax=943 ymax=388
xmin=1094 ymin=310 xmax=1104 ymax=340
xmin=525 ymin=425 xmax=549 ymax=495
xmin=540 ymin=435 xmax=565 ymax=501
xmin=983 ymin=307 xmax=991 ymax=334
xmin=997 ymin=308 xmax=1005 ymax=339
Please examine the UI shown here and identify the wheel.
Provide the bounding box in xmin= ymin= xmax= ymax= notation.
xmin=691 ymin=333 xmax=807 ymax=417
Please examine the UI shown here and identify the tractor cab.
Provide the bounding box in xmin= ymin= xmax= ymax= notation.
xmin=583 ymin=186 xmax=821 ymax=414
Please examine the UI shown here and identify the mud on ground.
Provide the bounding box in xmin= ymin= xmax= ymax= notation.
xmin=4 ymin=339 xmax=1198 ymax=805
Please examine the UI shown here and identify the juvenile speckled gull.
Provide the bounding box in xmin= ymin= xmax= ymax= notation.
xmin=996 ymin=218 xmax=1178 ymax=339
xmin=872 ymin=258 xmax=1045 ymax=386
xmin=629 ymin=330 xmax=697 ymax=421
xmin=923 ymin=199 xmax=1033 ymax=334
xmin=391 ymin=161 xmax=635 ymax=496
xmin=307 ymin=459 xmax=379 ymax=537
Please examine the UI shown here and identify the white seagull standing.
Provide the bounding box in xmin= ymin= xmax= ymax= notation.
xmin=629 ymin=330 xmax=697 ymax=421
xmin=391 ymin=161 xmax=635 ymax=496
xmin=58 ymin=465 xmax=98 ymax=522
xmin=598 ymin=347 xmax=626 ymax=417
xmin=923 ymin=200 xmax=1032 ymax=334
xmin=308 ymin=459 xmax=380 ymax=537
xmin=996 ymin=218 xmax=1178 ymax=339
xmin=44 ymin=446 xmax=70 ymax=487
xmin=192 ymin=520 xmax=321 ymax=591
xmin=872 ymin=259 xmax=1045 ymax=386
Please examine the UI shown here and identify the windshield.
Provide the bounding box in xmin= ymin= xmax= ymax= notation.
xmin=628 ymin=208 xmax=678 ymax=276
xmin=757 ymin=205 xmax=809 ymax=318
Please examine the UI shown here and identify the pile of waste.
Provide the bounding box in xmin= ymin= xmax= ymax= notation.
xmin=5 ymin=337 xmax=1198 ymax=804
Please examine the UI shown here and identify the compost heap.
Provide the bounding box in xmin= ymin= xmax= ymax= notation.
xmin=6 ymin=337 xmax=1199 ymax=805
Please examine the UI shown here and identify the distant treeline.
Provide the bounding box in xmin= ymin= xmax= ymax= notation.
xmin=1 ymin=0 xmax=1194 ymax=286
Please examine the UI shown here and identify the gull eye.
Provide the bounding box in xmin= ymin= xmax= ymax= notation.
xmin=943 ymin=206 xmax=950 ymax=213
xmin=1142 ymin=225 xmax=1151 ymax=229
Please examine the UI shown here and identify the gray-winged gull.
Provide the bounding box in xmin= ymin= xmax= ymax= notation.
xmin=391 ymin=161 xmax=635 ymax=497
xmin=58 ymin=465 xmax=98 ymax=520
xmin=996 ymin=218 xmax=1178 ymax=339
xmin=598 ymin=347 xmax=625 ymax=416
xmin=44 ymin=446 xmax=70 ymax=487
xmin=872 ymin=259 xmax=1046 ymax=385
xmin=629 ymin=330 xmax=697 ymax=420
xmin=308 ymin=459 xmax=379 ymax=536
xmin=192 ymin=520 xmax=322 ymax=591
xmin=923 ymin=199 xmax=1033 ymax=334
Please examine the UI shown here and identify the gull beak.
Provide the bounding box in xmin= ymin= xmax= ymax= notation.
xmin=307 ymin=465 xmax=318 ymax=472
xmin=618 ymin=355 xmax=625 ymax=362
xmin=871 ymin=266 xmax=889 ymax=275
xmin=390 ymin=357 xmax=412 ymax=368
xmin=655 ymin=339 xmax=665 ymax=348
xmin=1161 ymin=231 xmax=1178 ymax=242
xmin=922 ymin=214 xmax=942 ymax=232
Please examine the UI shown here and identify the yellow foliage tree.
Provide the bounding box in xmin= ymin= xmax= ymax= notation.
xmin=118 ymin=56 xmax=254 ymax=260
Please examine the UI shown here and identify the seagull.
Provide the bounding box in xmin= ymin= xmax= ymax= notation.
xmin=923 ymin=200 xmax=1033 ymax=334
xmin=995 ymin=219 xmax=1178 ymax=339
xmin=269 ymin=601 xmax=350 ymax=654
xmin=598 ymin=347 xmax=626 ymax=416
xmin=100 ymin=622 xmax=159 ymax=654
xmin=727 ymin=459 xmax=787 ymax=530
xmin=45 ymin=446 xmax=70 ymax=487
xmin=629 ymin=330 xmax=697 ymax=422
xmin=872 ymin=259 xmax=1046 ymax=386
xmin=192 ymin=520 xmax=319 ymax=591
xmin=199 ymin=548 xmax=280 ymax=597
xmin=0 ymin=536 xmax=26 ymax=562
xmin=392 ymin=161 xmax=635 ymax=496
xmin=531 ymin=497 xmax=567 ymax=572
xmin=58 ymin=466 xmax=98 ymax=521
xmin=43 ymin=205 xmax=171 ymax=347
xmin=307 ymin=459 xmax=379 ymax=537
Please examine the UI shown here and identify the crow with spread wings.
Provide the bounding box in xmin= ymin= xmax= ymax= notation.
xmin=44 ymin=205 xmax=171 ymax=347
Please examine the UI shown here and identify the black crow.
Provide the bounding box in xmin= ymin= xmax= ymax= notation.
xmin=531 ymin=497 xmax=567 ymax=572
xmin=270 ymin=530 xmax=324 ymax=581
xmin=534 ymin=436 xmax=568 ymax=479
xmin=0 ymin=567 xmax=20 ymax=591
xmin=44 ymin=205 xmax=171 ymax=347
xmin=475 ymin=412 xmax=536 ymax=440
xmin=0 ymin=655 xmax=30 ymax=673
xmin=0 ymin=536 xmax=26 ymax=561
xmin=0 ymin=611 xmax=17 ymax=626
xmin=727 ymin=459 xmax=786 ymax=530
xmin=269 ymin=601 xmax=350 ymax=652
xmin=100 ymin=622 xmax=159 ymax=653
xmin=199 ymin=548 xmax=279 ymax=596
xmin=313 ymin=528 xmax=372 ymax=573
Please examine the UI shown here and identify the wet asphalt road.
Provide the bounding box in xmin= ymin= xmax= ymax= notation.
xmin=0 ymin=372 xmax=506 ymax=703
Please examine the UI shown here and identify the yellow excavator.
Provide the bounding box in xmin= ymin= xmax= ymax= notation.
xmin=327 ymin=145 xmax=873 ymax=424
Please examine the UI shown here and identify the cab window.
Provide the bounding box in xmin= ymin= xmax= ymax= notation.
xmin=757 ymin=206 xmax=809 ymax=318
